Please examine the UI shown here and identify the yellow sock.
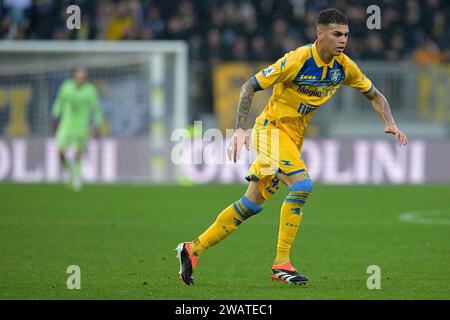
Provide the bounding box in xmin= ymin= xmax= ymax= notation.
xmin=274 ymin=202 xmax=304 ymax=265
xmin=190 ymin=196 xmax=263 ymax=257
xmin=274 ymin=179 xmax=312 ymax=266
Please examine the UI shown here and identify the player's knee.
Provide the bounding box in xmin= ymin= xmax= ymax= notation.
xmin=245 ymin=181 xmax=265 ymax=206
xmin=242 ymin=196 xmax=263 ymax=215
xmin=232 ymin=196 xmax=263 ymax=222
xmin=289 ymin=179 xmax=313 ymax=193
xmin=285 ymin=179 xmax=313 ymax=207
xmin=245 ymin=191 xmax=265 ymax=206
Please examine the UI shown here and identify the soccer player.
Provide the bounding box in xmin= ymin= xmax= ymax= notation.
xmin=176 ymin=8 xmax=408 ymax=285
xmin=52 ymin=68 xmax=103 ymax=191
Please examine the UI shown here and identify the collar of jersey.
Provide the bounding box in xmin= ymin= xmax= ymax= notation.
xmin=311 ymin=41 xmax=335 ymax=68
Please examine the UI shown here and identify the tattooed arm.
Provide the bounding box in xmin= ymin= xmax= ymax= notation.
xmin=228 ymin=77 xmax=262 ymax=162
xmin=235 ymin=77 xmax=261 ymax=129
xmin=364 ymin=87 xmax=408 ymax=145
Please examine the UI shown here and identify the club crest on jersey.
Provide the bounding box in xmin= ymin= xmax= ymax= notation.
xmin=262 ymin=66 xmax=274 ymax=77
xmin=329 ymin=69 xmax=342 ymax=84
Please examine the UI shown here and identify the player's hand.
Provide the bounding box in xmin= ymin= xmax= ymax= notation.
xmin=385 ymin=124 xmax=408 ymax=145
xmin=227 ymin=128 xmax=250 ymax=163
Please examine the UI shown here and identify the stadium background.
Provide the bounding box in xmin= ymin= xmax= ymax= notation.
xmin=0 ymin=0 xmax=449 ymax=300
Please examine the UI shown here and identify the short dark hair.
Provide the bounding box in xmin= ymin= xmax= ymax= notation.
xmin=316 ymin=8 xmax=348 ymax=26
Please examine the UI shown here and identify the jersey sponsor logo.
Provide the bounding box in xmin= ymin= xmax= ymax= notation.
xmin=298 ymin=74 xmax=317 ymax=80
xmin=329 ymin=69 xmax=342 ymax=84
xmin=262 ymin=66 xmax=274 ymax=77
xmin=280 ymin=58 xmax=287 ymax=71
xmin=297 ymin=102 xmax=318 ymax=115
xmin=297 ymin=85 xmax=340 ymax=98
xmin=297 ymin=85 xmax=323 ymax=97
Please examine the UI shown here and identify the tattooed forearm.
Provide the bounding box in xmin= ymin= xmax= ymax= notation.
xmin=366 ymin=88 xmax=396 ymax=127
xmin=235 ymin=78 xmax=261 ymax=129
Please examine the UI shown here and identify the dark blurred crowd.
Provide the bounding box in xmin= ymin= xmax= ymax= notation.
xmin=0 ymin=0 xmax=449 ymax=63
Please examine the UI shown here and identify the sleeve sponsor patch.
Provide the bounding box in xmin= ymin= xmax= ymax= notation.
xmin=262 ymin=66 xmax=274 ymax=77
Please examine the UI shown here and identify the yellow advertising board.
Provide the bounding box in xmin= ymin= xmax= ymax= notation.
xmin=213 ymin=62 xmax=272 ymax=131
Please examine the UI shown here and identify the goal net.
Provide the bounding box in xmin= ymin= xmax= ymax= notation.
xmin=0 ymin=40 xmax=188 ymax=183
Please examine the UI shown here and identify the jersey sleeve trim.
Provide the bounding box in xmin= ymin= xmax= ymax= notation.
xmin=363 ymin=83 xmax=374 ymax=94
xmin=252 ymin=75 xmax=263 ymax=90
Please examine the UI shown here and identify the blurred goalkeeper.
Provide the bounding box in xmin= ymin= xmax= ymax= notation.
xmin=52 ymin=68 xmax=103 ymax=191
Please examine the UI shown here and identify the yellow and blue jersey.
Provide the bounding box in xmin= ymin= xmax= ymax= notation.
xmin=253 ymin=40 xmax=373 ymax=145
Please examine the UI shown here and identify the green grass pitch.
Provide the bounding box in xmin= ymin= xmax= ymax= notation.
xmin=0 ymin=183 xmax=449 ymax=299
